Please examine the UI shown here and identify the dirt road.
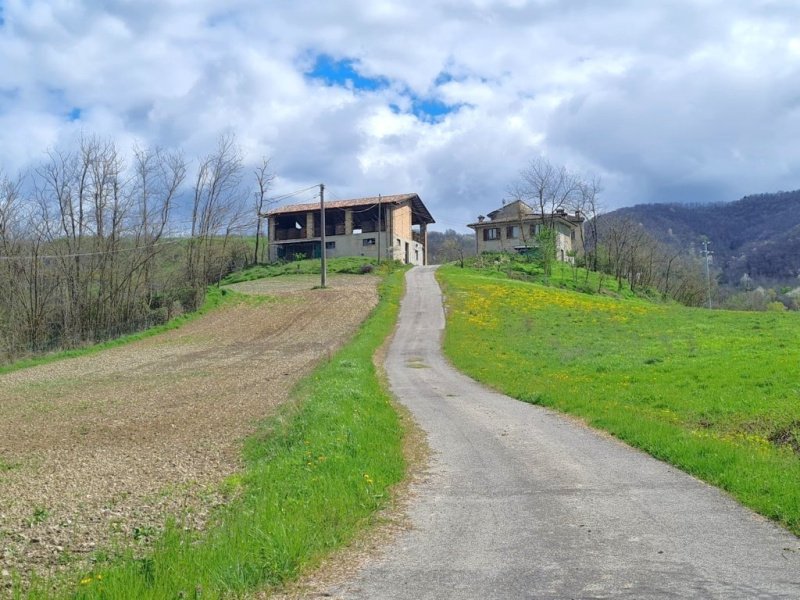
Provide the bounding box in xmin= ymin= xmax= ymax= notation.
xmin=330 ymin=266 xmax=800 ymax=599
xmin=0 ymin=274 xmax=378 ymax=586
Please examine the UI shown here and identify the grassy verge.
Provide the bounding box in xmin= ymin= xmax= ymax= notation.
xmin=220 ymin=257 xmax=391 ymax=284
xmin=438 ymin=265 xmax=800 ymax=536
xmin=460 ymin=252 xmax=652 ymax=300
xmin=23 ymin=269 xmax=407 ymax=599
xmin=0 ymin=287 xmax=235 ymax=376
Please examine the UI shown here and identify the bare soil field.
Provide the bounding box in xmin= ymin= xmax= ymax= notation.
xmin=0 ymin=274 xmax=379 ymax=590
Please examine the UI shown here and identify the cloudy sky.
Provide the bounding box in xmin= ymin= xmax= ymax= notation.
xmin=1 ymin=0 xmax=799 ymax=231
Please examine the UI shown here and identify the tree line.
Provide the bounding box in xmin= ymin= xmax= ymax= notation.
xmin=503 ymin=157 xmax=713 ymax=305
xmin=0 ymin=134 xmax=272 ymax=362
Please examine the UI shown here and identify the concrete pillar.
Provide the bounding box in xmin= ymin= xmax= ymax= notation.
xmin=387 ymin=207 xmax=393 ymax=260
xmin=268 ymin=217 xmax=276 ymax=262
xmin=421 ymin=222 xmax=428 ymax=266
xmin=305 ymin=211 xmax=314 ymax=238
xmin=345 ymin=209 xmax=353 ymax=235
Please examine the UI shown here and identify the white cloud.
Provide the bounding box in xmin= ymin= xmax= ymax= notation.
xmin=1 ymin=0 xmax=800 ymax=227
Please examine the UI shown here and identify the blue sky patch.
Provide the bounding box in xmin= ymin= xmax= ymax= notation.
xmin=0 ymin=87 xmax=18 ymax=102
xmin=306 ymin=54 xmax=389 ymax=91
xmin=307 ymin=54 xmax=466 ymax=122
xmin=390 ymin=95 xmax=465 ymax=122
xmin=434 ymin=71 xmax=455 ymax=86
xmin=411 ymin=97 xmax=459 ymax=121
xmin=68 ymin=107 xmax=82 ymax=121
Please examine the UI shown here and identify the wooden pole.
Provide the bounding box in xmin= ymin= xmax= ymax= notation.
xmin=377 ymin=194 xmax=382 ymax=263
xmin=320 ymin=183 xmax=327 ymax=288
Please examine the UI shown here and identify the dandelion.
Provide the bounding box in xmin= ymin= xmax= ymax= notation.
xmin=80 ymin=577 xmax=93 ymax=585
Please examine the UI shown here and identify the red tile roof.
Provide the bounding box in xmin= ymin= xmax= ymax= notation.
xmin=266 ymin=193 xmax=435 ymax=224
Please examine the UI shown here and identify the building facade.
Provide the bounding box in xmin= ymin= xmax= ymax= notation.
xmin=265 ymin=193 xmax=435 ymax=265
xmin=467 ymin=200 xmax=585 ymax=261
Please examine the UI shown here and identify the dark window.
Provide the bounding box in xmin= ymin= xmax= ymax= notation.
xmin=362 ymin=238 xmax=376 ymax=246
xmin=506 ymin=226 xmax=520 ymax=239
xmin=483 ymin=228 xmax=500 ymax=241
xmin=326 ymin=241 xmax=336 ymax=249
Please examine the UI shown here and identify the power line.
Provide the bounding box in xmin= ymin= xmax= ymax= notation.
xmin=0 ymin=238 xmax=186 ymax=261
xmin=266 ymin=184 xmax=320 ymax=204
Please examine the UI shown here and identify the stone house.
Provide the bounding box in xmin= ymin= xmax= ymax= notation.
xmin=467 ymin=200 xmax=585 ymax=261
xmin=265 ymin=193 xmax=435 ymax=265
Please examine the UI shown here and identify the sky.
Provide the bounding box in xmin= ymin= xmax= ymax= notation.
xmin=1 ymin=0 xmax=800 ymax=231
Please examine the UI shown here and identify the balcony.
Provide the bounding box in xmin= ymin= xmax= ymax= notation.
xmin=275 ymin=228 xmax=307 ymax=241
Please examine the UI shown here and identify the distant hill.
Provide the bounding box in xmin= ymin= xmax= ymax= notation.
xmin=427 ymin=230 xmax=476 ymax=264
xmin=607 ymin=190 xmax=800 ymax=284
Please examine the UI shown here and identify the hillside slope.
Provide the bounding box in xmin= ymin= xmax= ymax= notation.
xmin=608 ymin=190 xmax=800 ymax=283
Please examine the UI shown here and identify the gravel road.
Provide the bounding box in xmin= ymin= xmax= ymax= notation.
xmin=330 ymin=266 xmax=800 ymax=599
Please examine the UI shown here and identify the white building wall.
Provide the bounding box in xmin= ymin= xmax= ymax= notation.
xmin=271 ymin=231 xmax=425 ymax=266
xmin=475 ymin=225 xmax=574 ymax=260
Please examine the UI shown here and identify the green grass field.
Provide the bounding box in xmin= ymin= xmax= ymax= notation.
xmin=220 ymin=257 xmax=392 ymax=284
xmin=438 ymin=265 xmax=800 ymax=535
xmin=20 ymin=265 xmax=407 ymax=598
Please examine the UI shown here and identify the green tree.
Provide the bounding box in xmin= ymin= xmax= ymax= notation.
xmin=536 ymin=227 xmax=556 ymax=276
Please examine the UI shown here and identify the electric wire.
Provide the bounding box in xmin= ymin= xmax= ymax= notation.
xmin=0 ymin=238 xmax=186 ymax=261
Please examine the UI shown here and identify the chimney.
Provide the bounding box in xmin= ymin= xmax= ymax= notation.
xmin=478 ymin=215 xmax=485 ymax=223
xmin=574 ymin=209 xmax=581 ymax=218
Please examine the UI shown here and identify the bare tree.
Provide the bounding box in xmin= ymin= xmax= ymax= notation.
xmin=518 ymin=157 xmax=581 ymax=225
xmin=253 ymin=157 xmax=275 ymax=265
xmin=576 ymin=176 xmax=602 ymax=274
xmin=187 ymin=134 xmax=246 ymax=306
xmin=441 ymin=235 xmax=466 ymax=267
xmin=127 ymin=145 xmax=186 ymax=312
xmin=0 ymin=133 xmax=272 ymax=363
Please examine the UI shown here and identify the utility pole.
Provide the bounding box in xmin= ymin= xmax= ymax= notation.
xmin=320 ymin=183 xmax=327 ymax=288
xmin=377 ymin=194 xmax=382 ymax=264
xmin=702 ymin=239 xmax=712 ymax=309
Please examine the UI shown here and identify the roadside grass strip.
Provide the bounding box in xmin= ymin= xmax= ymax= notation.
xmin=21 ymin=270 xmax=406 ymax=599
xmin=438 ymin=265 xmax=800 ymax=536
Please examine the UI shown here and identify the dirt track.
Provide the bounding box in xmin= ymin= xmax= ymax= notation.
xmin=0 ymin=274 xmax=378 ymax=587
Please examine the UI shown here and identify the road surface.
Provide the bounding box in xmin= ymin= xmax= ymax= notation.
xmin=330 ymin=266 xmax=800 ymax=599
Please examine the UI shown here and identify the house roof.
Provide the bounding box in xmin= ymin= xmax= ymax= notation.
xmin=266 ymin=193 xmax=435 ymax=225
xmin=468 ymin=199 xmax=583 ymax=229
xmin=467 ymin=214 xmax=584 ymax=228
xmin=486 ymin=199 xmax=535 ymax=221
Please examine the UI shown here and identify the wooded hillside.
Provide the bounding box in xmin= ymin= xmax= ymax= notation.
xmin=607 ymin=190 xmax=800 ymax=284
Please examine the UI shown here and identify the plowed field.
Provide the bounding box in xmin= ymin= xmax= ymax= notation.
xmin=0 ymin=274 xmax=379 ymax=587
